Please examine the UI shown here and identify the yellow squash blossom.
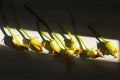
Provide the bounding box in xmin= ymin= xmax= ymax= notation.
xmin=40 ymin=31 xmax=61 ymax=54
xmin=12 ymin=34 xmax=28 ymax=50
xmin=6 ymin=25 xmax=29 ymax=50
xmin=77 ymin=35 xmax=103 ymax=58
xmin=86 ymin=48 xmax=97 ymax=58
xmin=49 ymin=39 xmax=61 ymax=54
xmin=59 ymin=24 xmax=82 ymax=54
xmin=70 ymin=36 xmax=82 ymax=54
xmin=30 ymin=38 xmax=46 ymax=52
xmin=0 ymin=0 xmax=29 ymax=51
xmin=64 ymin=47 xmax=75 ymax=62
xmin=102 ymin=41 xmax=119 ymax=58
xmin=20 ymin=28 xmax=46 ymax=52
xmin=88 ymin=25 xmax=119 ymax=58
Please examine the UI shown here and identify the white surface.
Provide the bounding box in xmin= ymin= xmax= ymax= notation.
xmin=0 ymin=27 xmax=119 ymax=62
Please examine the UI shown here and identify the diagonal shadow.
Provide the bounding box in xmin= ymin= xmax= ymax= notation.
xmin=1 ymin=27 xmax=30 ymax=55
xmin=1 ymin=27 xmax=14 ymax=48
xmin=16 ymin=28 xmax=30 ymax=48
xmin=58 ymin=29 xmax=72 ymax=48
xmin=36 ymin=20 xmax=63 ymax=54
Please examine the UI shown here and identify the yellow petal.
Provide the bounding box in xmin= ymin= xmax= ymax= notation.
xmin=105 ymin=41 xmax=119 ymax=58
xmin=50 ymin=39 xmax=61 ymax=54
xmin=70 ymin=37 xmax=79 ymax=50
xmin=64 ymin=48 xmax=75 ymax=62
xmin=70 ymin=37 xmax=82 ymax=54
xmin=65 ymin=48 xmax=75 ymax=56
xmin=96 ymin=49 xmax=103 ymax=57
xmin=30 ymin=38 xmax=45 ymax=52
xmin=12 ymin=35 xmax=28 ymax=50
xmin=86 ymin=49 xmax=97 ymax=58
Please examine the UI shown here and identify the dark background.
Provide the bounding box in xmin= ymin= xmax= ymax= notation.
xmin=0 ymin=0 xmax=120 ymax=80
xmin=1 ymin=0 xmax=120 ymax=39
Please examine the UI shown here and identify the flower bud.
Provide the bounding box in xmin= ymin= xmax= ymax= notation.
xmin=86 ymin=49 xmax=97 ymax=58
xmin=70 ymin=37 xmax=82 ymax=54
xmin=50 ymin=39 xmax=61 ymax=54
xmin=30 ymin=38 xmax=46 ymax=52
xmin=64 ymin=48 xmax=75 ymax=62
xmin=104 ymin=41 xmax=119 ymax=58
xmin=12 ymin=34 xmax=28 ymax=50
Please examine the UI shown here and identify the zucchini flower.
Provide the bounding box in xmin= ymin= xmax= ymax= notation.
xmin=64 ymin=47 xmax=75 ymax=62
xmin=104 ymin=41 xmax=119 ymax=58
xmin=24 ymin=5 xmax=75 ymax=62
xmin=40 ymin=31 xmax=61 ymax=54
xmin=50 ymin=39 xmax=61 ymax=54
xmin=70 ymin=37 xmax=82 ymax=54
xmin=66 ymin=8 xmax=102 ymax=58
xmin=59 ymin=24 xmax=82 ymax=54
xmin=30 ymin=37 xmax=46 ymax=52
xmin=88 ymin=25 xmax=119 ymax=58
xmin=37 ymin=20 xmax=61 ymax=54
xmin=7 ymin=25 xmax=29 ymax=50
xmin=52 ymin=31 xmax=75 ymax=62
xmin=85 ymin=49 xmax=97 ymax=58
xmin=0 ymin=0 xmax=28 ymax=50
xmin=77 ymin=35 xmax=102 ymax=58
xmin=20 ymin=28 xmax=46 ymax=52
xmin=12 ymin=35 xmax=28 ymax=49
xmin=97 ymin=41 xmax=119 ymax=58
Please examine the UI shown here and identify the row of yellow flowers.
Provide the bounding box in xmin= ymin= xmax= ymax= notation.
xmin=0 ymin=0 xmax=119 ymax=62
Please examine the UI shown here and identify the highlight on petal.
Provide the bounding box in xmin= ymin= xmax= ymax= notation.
xmin=70 ymin=36 xmax=82 ymax=54
xmin=40 ymin=31 xmax=61 ymax=54
xmin=49 ymin=39 xmax=61 ymax=54
xmin=30 ymin=38 xmax=46 ymax=52
xmin=64 ymin=48 xmax=75 ymax=62
xmin=104 ymin=41 xmax=119 ymax=58
xmin=12 ymin=34 xmax=29 ymax=50
xmin=86 ymin=48 xmax=97 ymax=58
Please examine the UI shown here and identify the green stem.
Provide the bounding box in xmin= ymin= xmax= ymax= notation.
xmin=9 ymin=0 xmax=31 ymax=39
xmin=0 ymin=0 xmax=13 ymax=36
xmin=67 ymin=8 xmax=83 ymax=48
xmin=52 ymin=32 xmax=66 ymax=49
xmin=20 ymin=28 xmax=31 ymax=39
xmin=87 ymin=25 xmax=106 ymax=42
xmin=87 ymin=25 xmax=100 ymax=37
xmin=59 ymin=24 xmax=73 ymax=39
xmin=77 ymin=35 xmax=88 ymax=50
xmin=99 ymin=36 xmax=106 ymax=42
xmin=37 ymin=19 xmax=52 ymax=40
xmin=37 ymin=19 xmax=41 ymax=31
xmin=9 ymin=0 xmax=21 ymax=28
xmin=67 ymin=8 xmax=77 ymax=34
xmin=6 ymin=25 xmax=14 ymax=36
xmin=0 ymin=0 xmax=8 ymax=26
xmin=24 ymin=4 xmax=52 ymax=32
xmin=24 ymin=4 xmax=67 ymax=49
xmin=41 ymin=31 xmax=52 ymax=40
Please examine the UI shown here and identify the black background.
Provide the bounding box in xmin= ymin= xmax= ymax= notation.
xmin=1 ymin=0 xmax=120 ymax=39
xmin=0 ymin=0 xmax=120 ymax=80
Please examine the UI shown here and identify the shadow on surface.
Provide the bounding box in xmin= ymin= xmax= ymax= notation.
xmin=0 ymin=45 xmax=120 ymax=80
